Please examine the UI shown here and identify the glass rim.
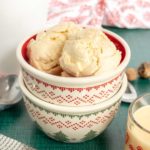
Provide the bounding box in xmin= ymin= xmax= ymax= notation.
xmin=129 ymin=93 xmax=150 ymax=134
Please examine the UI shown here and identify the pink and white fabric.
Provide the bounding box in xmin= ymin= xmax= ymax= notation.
xmin=47 ymin=0 xmax=105 ymax=27
xmin=47 ymin=0 xmax=150 ymax=28
xmin=103 ymin=0 xmax=150 ymax=28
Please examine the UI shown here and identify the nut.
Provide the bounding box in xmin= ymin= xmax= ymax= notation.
xmin=126 ymin=68 xmax=138 ymax=81
xmin=138 ymin=62 xmax=150 ymax=79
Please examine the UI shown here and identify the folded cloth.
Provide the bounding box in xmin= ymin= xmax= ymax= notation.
xmin=103 ymin=0 xmax=150 ymax=28
xmin=47 ymin=0 xmax=150 ymax=28
xmin=47 ymin=0 xmax=105 ymax=27
xmin=0 ymin=134 xmax=35 ymax=150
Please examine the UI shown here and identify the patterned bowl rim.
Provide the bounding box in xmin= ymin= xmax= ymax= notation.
xmin=16 ymin=27 xmax=130 ymax=86
xmin=19 ymin=74 xmax=127 ymax=114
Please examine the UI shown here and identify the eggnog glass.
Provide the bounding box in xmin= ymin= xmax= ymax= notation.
xmin=125 ymin=93 xmax=150 ymax=150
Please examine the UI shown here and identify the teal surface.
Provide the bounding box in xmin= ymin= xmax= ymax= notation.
xmin=0 ymin=27 xmax=150 ymax=150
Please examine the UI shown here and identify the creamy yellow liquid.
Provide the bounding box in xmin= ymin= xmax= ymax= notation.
xmin=125 ymin=105 xmax=150 ymax=150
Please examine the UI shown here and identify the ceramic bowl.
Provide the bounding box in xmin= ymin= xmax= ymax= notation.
xmin=19 ymin=74 xmax=127 ymax=143
xmin=17 ymin=28 xmax=130 ymax=106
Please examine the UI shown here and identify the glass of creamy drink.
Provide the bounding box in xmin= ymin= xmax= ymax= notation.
xmin=125 ymin=93 xmax=150 ymax=150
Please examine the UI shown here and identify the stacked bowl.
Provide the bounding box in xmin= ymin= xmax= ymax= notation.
xmin=17 ymin=28 xmax=130 ymax=143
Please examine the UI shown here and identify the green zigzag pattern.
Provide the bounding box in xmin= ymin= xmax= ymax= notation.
xmin=25 ymin=96 xmax=120 ymax=119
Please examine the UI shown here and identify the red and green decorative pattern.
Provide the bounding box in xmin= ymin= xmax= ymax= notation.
xmin=22 ymin=70 xmax=122 ymax=106
xmin=23 ymin=95 xmax=121 ymax=143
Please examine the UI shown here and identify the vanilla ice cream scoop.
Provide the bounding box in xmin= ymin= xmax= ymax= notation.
xmin=68 ymin=27 xmax=104 ymax=39
xmin=27 ymin=22 xmax=79 ymax=75
xmin=60 ymin=26 xmax=121 ymax=77
xmin=94 ymin=34 xmax=121 ymax=75
xmin=95 ymin=51 xmax=121 ymax=75
xmin=59 ymin=38 xmax=101 ymax=77
xmin=27 ymin=38 xmax=64 ymax=75
xmin=68 ymin=28 xmax=107 ymax=49
xmin=27 ymin=28 xmax=67 ymax=75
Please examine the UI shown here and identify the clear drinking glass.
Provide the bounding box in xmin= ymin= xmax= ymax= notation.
xmin=125 ymin=93 xmax=150 ymax=150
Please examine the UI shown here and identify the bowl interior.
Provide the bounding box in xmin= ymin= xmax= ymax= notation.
xmin=21 ymin=32 xmax=126 ymax=66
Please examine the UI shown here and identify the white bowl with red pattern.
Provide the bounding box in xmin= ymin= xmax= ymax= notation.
xmin=17 ymin=28 xmax=130 ymax=106
xmin=19 ymin=74 xmax=127 ymax=143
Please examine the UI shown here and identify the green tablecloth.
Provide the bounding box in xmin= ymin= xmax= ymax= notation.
xmin=0 ymin=27 xmax=150 ymax=150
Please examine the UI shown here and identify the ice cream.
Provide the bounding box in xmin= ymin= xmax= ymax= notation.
xmin=27 ymin=22 xmax=121 ymax=77
xmin=60 ymin=27 xmax=121 ymax=76
xmin=27 ymin=22 xmax=78 ymax=75
xmin=60 ymin=38 xmax=102 ymax=77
